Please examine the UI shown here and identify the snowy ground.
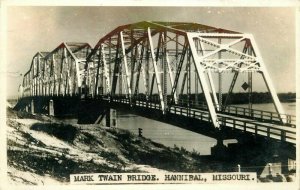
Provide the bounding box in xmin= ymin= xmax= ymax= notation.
xmin=6 ymin=105 xmax=215 ymax=185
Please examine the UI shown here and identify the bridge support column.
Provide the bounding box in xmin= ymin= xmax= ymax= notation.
xmin=106 ymin=109 xmax=117 ymax=127
xmin=280 ymin=156 xmax=289 ymax=175
xmin=211 ymin=130 xmax=228 ymax=160
xmin=106 ymin=109 xmax=110 ymax=127
xmin=30 ymin=100 xmax=35 ymax=114
xmin=278 ymin=143 xmax=295 ymax=175
xmin=25 ymin=104 xmax=29 ymax=112
xmin=49 ymin=99 xmax=54 ymax=116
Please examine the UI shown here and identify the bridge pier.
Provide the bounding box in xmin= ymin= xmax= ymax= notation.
xmin=224 ymin=136 xmax=296 ymax=176
xmin=78 ymin=100 xmax=117 ymax=127
xmin=25 ymin=104 xmax=29 ymax=112
xmin=30 ymin=100 xmax=35 ymax=114
xmin=211 ymin=130 xmax=229 ymax=160
xmin=278 ymin=143 xmax=295 ymax=175
xmin=49 ymin=99 xmax=54 ymax=116
xmin=105 ymin=109 xmax=117 ymax=128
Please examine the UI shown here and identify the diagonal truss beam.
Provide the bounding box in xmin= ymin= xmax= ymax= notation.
xmin=120 ymin=31 xmax=132 ymax=98
xmin=187 ymin=33 xmax=220 ymax=128
xmin=170 ymin=40 xmax=188 ymax=105
xmin=148 ymin=27 xmax=165 ymax=111
xmin=248 ymin=35 xmax=285 ymax=123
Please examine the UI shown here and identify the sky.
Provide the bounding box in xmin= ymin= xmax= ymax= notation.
xmin=5 ymin=6 xmax=296 ymax=98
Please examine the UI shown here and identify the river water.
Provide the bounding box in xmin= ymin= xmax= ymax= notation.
xmin=60 ymin=102 xmax=295 ymax=155
xmin=116 ymin=102 xmax=296 ymax=155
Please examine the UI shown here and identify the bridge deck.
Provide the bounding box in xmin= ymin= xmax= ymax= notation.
xmin=112 ymin=98 xmax=296 ymax=144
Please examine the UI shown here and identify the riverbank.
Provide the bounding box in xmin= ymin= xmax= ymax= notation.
xmin=6 ymin=103 xmax=295 ymax=184
xmin=6 ymin=105 xmax=233 ymax=185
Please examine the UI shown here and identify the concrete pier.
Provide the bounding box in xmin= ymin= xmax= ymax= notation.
xmin=49 ymin=99 xmax=54 ymax=116
xmin=30 ymin=100 xmax=35 ymax=114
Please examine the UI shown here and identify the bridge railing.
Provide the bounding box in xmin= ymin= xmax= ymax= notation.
xmin=169 ymin=106 xmax=212 ymax=122
xmin=174 ymin=99 xmax=295 ymax=127
xmin=169 ymin=105 xmax=296 ymax=144
xmin=217 ymin=116 xmax=296 ymax=144
xmin=220 ymin=105 xmax=296 ymax=126
xmin=98 ymin=96 xmax=296 ymax=144
xmin=112 ymin=96 xmax=163 ymax=110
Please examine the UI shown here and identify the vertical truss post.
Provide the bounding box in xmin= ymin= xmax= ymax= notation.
xmin=195 ymin=70 xmax=198 ymax=105
xmin=248 ymin=47 xmax=253 ymax=111
xmin=187 ymin=33 xmax=220 ymax=128
xmin=134 ymin=42 xmax=145 ymax=97
xmin=109 ymin=38 xmax=112 ymax=95
xmin=141 ymin=65 xmax=147 ymax=96
xmin=62 ymin=49 xmax=66 ymax=96
xmin=98 ymin=49 xmax=103 ymax=96
xmin=72 ymin=59 xmax=77 ymax=95
xmin=37 ymin=56 xmax=40 ymax=96
xmin=147 ymin=27 xmax=165 ymax=112
xmin=218 ymin=72 xmax=222 ymax=109
xmin=120 ymin=31 xmax=132 ymax=99
xmin=65 ymin=72 xmax=68 ymax=96
xmin=130 ymin=46 xmax=138 ymax=96
xmin=162 ymin=31 xmax=168 ymax=108
xmin=102 ymin=45 xmax=111 ymax=95
xmin=68 ymin=57 xmax=71 ymax=96
xmin=34 ymin=57 xmax=37 ymax=96
xmin=94 ymin=48 xmax=101 ymax=96
xmin=64 ymin=49 xmax=69 ymax=96
xmin=130 ymin=30 xmax=134 ymax=93
xmin=248 ymin=72 xmax=253 ymax=110
xmin=119 ymin=66 xmax=122 ymax=95
xmin=52 ymin=54 xmax=57 ymax=96
xmin=187 ymin=47 xmax=191 ymax=116
xmin=218 ymin=38 xmax=222 ymax=110
xmin=175 ymin=34 xmax=178 ymax=62
xmin=145 ymin=39 xmax=150 ymax=100
xmin=75 ymin=60 xmax=81 ymax=95
xmin=58 ymin=48 xmax=65 ymax=96
xmin=87 ymin=65 xmax=91 ymax=97
xmin=248 ymin=35 xmax=285 ymax=123
xmin=111 ymin=34 xmax=121 ymax=96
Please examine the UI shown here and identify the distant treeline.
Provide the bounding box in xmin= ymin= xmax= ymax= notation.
xmin=175 ymin=92 xmax=296 ymax=105
xmin=11 ymin=92 xmax=295 ymax=105
xmin=223 ymin=92 xmax=295 ymax=104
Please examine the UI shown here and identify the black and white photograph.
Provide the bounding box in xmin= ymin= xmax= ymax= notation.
xmin=1 ymin=1 xmax=299 ymax=189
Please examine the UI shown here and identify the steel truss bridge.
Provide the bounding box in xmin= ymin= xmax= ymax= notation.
xmin=16 ymin=21 xmax=296 ymax=148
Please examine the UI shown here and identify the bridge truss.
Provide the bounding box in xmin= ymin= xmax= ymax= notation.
xmin=84 ymin=21 xmax=285 ymax=128
xmin=21 ymin=42 xmax=91 ymax=98
xmin=19 ymin=21 xmax=287 ymax=129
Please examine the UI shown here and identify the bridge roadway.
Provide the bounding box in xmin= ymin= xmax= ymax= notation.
xmin=107 ymin=97 xmax=296 ymax=145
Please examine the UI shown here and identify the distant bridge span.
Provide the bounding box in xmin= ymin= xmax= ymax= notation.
xmin=16 ymin=21 xmax=296 ymax=148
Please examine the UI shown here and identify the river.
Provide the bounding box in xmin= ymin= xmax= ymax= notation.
xmin=116 ymin=102 xmax=296 ymax=155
